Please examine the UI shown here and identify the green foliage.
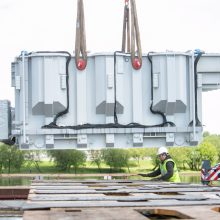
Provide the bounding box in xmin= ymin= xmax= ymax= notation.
xmin=1 ymin=131 xmax=220 ymax=174
xmin=198 ymin=141 xmax=218 ymax=165
xmin=24 ymin=151 xmax=43 ymax=172
xmin=48 ymin=150 xmax=87 ymax=174
xmin=185 ymin=147 xmax=201 ymax=171
xmin=128 ymin=148 xmax=146 ymax=166
xmin=89 ymin=150 xmax=103 ymax=172
xmin=184 ymin=140 xmax=218 ymax=171
xmin=69 ymin=150 xmax=87 ymax=174
xmin=12 ymin=149 xmax=25 ymax=172
xmin=0 ymin=144 xmax=8 ymax=173
xmin=48 ymin=150 xmax=69 ymax=171
xmin=203 ymin=131 xmax=210 ymax=137
xmin=102 ymin=148 xmax=131 ymax=172
xmin=203 ymin=134 xmax=220 ymax=161
xmin=145 ymin=147 xmax=159 ymax=170
xmin=169 ymin=147 xmax=191 ymax=170
xmin=0 ymin=143 xmax=25 ymax=173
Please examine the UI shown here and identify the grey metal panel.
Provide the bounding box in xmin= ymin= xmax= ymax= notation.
xmin=31 ymin=56 xmax=67 ymax=116
xmin=0 ymin=100 xmax=11 ymax=139
xmin=198 ymin=55 xmax=220 ymax=91
xmin=152 ymin=54 xmax=187 ymax=115
xmin=132 ymin=67 xmax=143 ymax=123
xmin=95 ymin=56 xmax=106 ymax=118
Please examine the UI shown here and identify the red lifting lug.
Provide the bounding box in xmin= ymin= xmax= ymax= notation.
xmin=125 ymin=0 xmax=129 ymax=4
xmin=76 ymin=58 xmax=87 ymax=71
xmin=132 ymin=58 xmax=142 ymax=70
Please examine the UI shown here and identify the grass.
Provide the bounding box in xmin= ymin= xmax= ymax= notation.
xmin=1 ymin=159 xmax=199 ymax=175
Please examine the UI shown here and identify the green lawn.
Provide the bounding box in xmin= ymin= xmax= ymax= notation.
xmin=2 ymin=158 xmax=198 ymax=175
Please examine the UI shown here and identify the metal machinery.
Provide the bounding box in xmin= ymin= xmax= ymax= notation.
xmin=201 ymin=160 xmax=220 ymax=184
xmin=1 ymin=0 xmax=220 ymax=150
xmin=5 ymin=51 xmax=220 ymax=150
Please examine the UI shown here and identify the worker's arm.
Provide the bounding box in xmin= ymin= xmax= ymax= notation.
xmin=139 ymin=167 xmax=161 ymax=177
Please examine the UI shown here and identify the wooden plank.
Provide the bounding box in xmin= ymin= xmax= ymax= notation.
xmin=23 ymin=199 xmax=220 ymax=210
xmin=28 ymin=194 xmax=209 ymax=202
xmin=23 ymin=208 xmax=148 ymax=220
xmin=31 ymin=187 xmax=220 ymax=194
xmin=2 ymin=179 xmax=220 ymax=220
xmin=23 ymin=206 xmax=220 ymax=220
xmin=25 ymin=179 xmax=220 ymax=209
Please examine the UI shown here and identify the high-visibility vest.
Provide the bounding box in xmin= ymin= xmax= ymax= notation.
xmin=159 ymin=158 xmax=181 ymax=182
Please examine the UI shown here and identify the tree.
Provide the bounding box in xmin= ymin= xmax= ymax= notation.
xmin=11 ymin=148 xmax=24 ymax=172
xmin=145 ymin=148 xmax=159 ymax=170
xmin=169 ymin=147 xmax=190 ymax=170
xmin=185 ymin=147 xmax=201 ymax=171
xmin=102 ymin=149 xmax=131 ymax=172
xmin=120 ymin=149 xmax=131 ymax=172
xmin=89 ymin=150 xmax=103 ymax=172
xmin=203 ymin=134 xmax=220 ymax=161
xmin=203 ymin=131 xmax=210 ymax=137
xmin=184 ymin=140 xmax=218 ymax=171
xmin=129 ymin=148 xmax=146 ymax=167
xmin=48 ymin=150 xmax=70 ymax=171
xmin=0 ymin=143 xmax=25 ymax=173
xmin=0 ymin=144 xmax=9 ymax=173
xmin=69 ymin=150 xmax=87 ymax=174
xmin=198 ymin=141 xmax=218 ymax=165
xmin=48 ymin=150 xmax=86 ymax=173
xmin=24 ymin=151 xmax=43 ymax=172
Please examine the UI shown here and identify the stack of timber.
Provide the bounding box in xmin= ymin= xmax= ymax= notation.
xmin=21 ymin=179 xmax=220 ymax=219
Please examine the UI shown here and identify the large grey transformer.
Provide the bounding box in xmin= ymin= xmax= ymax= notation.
xmin=10 ymin=51 xmax=220 ymax=150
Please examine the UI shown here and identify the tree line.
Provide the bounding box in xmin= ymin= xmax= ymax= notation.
xmin=0 ymin=132 xmax=219 ymax=174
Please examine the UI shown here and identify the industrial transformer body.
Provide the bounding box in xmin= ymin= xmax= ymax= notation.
xmin=9 ymin=51 xmax=220 ymax=149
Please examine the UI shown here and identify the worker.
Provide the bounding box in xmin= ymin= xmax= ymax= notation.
xmin=138 ymin=147 xmax=181 ymax=182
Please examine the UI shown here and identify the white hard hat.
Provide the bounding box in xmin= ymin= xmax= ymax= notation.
xmin=157 ymin=147 xmax=168 ymax=155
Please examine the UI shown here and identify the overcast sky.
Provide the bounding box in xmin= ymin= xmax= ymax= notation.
xmin=0 ymin=0 xmax=220 ymax=134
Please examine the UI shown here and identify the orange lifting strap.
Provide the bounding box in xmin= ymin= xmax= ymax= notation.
xmin=122 ymin=0 xmax=142 ymax=70
xmin=75 ymin=0 xmax=87 ymax=70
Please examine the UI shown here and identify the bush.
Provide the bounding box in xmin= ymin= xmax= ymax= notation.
xmin=48 ymin=150 xmax=87 ymax=173
xmin=0 ymin=143 xmax=25 ymax=173
xmin=89 ymin=150 xmax=103 ymax=172
xmin=102 ymin=149 xmax=131 ymax=172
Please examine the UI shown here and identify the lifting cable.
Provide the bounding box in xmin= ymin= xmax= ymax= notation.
xmin=122 ymin=0 xmax=142 ymax=70
xmin=75 ymin=0 xmax=87 ymax=70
